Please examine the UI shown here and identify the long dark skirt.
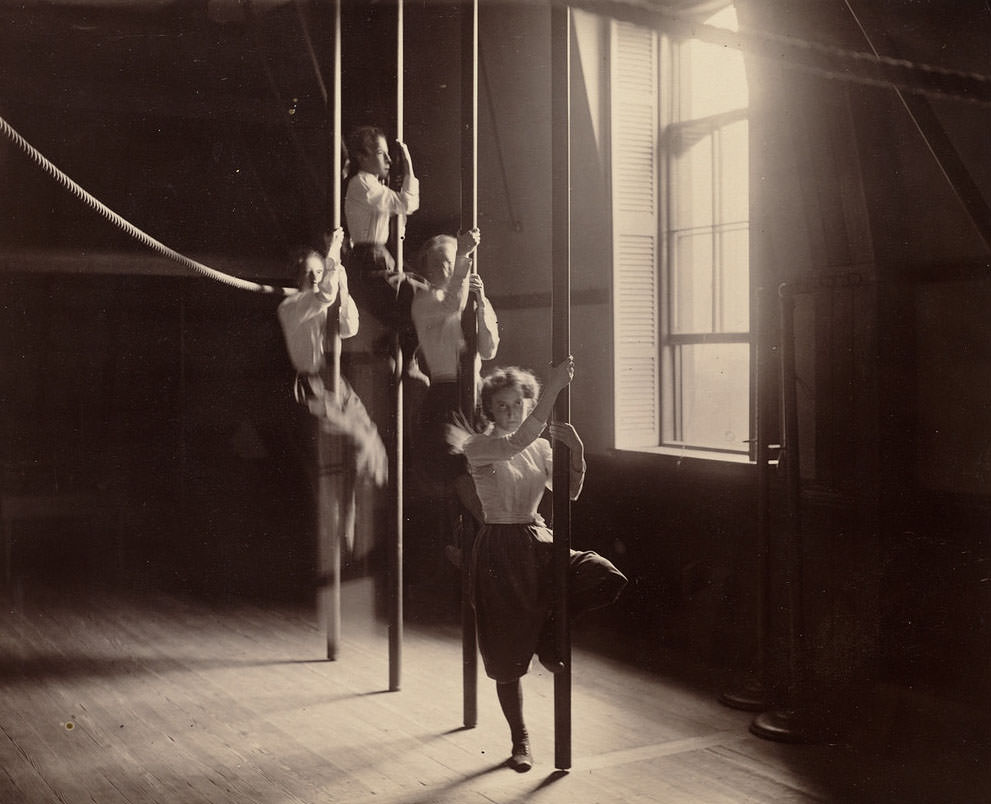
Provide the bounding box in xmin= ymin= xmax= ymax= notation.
xmin=471 ymin=523 xmax=627 ymax=683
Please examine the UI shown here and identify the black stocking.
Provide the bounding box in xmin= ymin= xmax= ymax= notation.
xmin=495 ymin=680 xmax=528 ymax=744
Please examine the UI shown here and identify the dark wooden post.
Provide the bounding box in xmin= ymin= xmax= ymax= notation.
xmin=460 ymin=0 xmax=480 ymax=730
xmin=750 ymin=281 xmax=816 ymax=743
xmin=550 ymin=2 xmax=572 ymax=772
xmin=718 ymin=285 xmax=773 ymax=711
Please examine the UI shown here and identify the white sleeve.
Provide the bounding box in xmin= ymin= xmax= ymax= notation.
xmin=339 ymin=295 xmax=359 ymax=339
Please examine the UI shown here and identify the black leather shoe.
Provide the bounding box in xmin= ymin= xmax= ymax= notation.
xmin=509 ymin=738 xmax=533 ymax=772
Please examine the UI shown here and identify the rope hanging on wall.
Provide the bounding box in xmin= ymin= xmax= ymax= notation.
xmin=0 ymin=114 xmax=295 ymax=296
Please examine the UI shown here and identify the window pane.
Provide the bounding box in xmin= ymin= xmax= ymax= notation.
xmin=672 ymin=229 xmax=712 ymax=333
xmin=719 ymin=120 xmax=749 ymax=224
xmin=669 ymin=342 xmax=750 ymax=451
xmin=671 ymin=133 xmax=712 ymax=231
xmin=719 ymin=225 xmax=750 ymax=332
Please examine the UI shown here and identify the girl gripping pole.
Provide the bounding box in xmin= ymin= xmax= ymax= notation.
xmin=448 ymin=358 xmax=627 ymax=772
xmin=343 ymin=125 xmax=427 ymax=383
xmin=277 ymin=227 xmax=387 ymax=488
xmin=411 ymin=227 xmax=498 ymax=555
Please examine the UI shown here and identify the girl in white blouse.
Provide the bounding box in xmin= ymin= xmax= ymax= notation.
xmin=343 ymin=125 xmax=426 ymax=383
xmin=276 ymin=228 xmax=386 ymax=486
xmin=452 ymin=358 xmax=627 ymax=772
xmin=409 ymin=228 xmax=496 ymax=560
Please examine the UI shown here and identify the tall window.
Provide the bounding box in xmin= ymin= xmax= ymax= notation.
xmin=612 ymin=5 xmax=750 ymax=456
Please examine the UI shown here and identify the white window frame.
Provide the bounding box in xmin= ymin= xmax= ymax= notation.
xmin=610 ymin=12 xmax=751 ymax=458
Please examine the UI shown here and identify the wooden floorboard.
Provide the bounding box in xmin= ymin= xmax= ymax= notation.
xmin=1 ymin=570 xmax=988 ymax=803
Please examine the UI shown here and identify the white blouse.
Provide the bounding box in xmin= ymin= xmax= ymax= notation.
xmin=344 ymin=170 xmax=419 ymax=246
xmin=277 ymin=279 xmax=359 ymax=375
xmin=411 ymin=276 xmax=499 ymax=382
xmin=463 ymin=417 xmax=585 ymax=524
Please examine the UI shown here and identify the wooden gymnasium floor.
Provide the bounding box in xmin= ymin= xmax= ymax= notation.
xmin=1 ymin=557 xmax=988 ymax=803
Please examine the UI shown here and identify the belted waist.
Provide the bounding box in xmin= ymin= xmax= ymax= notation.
xmin=483 ymin=515 xmax=546 ymax=526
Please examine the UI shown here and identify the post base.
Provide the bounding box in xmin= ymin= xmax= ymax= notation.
xmin=718 ymin=675 xmax=768 ymax=712
xmin=750 ymin=706 xmax=841 ymax=745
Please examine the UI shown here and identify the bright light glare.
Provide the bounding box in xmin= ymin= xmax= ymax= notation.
xmin=685 ymin=6 xmax=748 ymax=119
xmin=707 ymin=4 xmax=739 ymax=31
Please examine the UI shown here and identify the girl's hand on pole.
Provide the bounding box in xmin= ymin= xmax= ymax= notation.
xmin=318 ymin=229 xmax=348 ymax=303
xmin=548 ymin=421 xmax=583 ymax=452
xmin=326 ymin=227 xmax=345 ymax=264
xmin=547 ymin=355 xmax=575 ymax=392
xmin=457 ymin=227 xmax=481 ymax=256
xmin=468 ymin=273 xmax=485 ymax=299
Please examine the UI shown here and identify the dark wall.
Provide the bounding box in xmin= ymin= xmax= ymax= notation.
xmin=0 ymin=271 xmax=313 ymax=598
xmin=0 ymin=2 xmax=340 ymax=262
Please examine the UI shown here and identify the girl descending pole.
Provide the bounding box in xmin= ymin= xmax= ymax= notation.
xmin=343 ymin=125 xmax=427 ymax=384
xmin=448 ymin=358 xmax=627 ymax=772
xmin=277 ymin=227 xmax=387 ymax=489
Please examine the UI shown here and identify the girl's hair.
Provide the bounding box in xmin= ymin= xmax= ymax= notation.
xmin=345 ymin=126 xmax=386 ymax=178
xmin=416 ymin=234 xmax=456 ymax=282
xmin=479 ymin=366 xmax=541 ymax=423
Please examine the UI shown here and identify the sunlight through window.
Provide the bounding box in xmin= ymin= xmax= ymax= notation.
xmin=612 ymin=4 xmax=751 ymax=455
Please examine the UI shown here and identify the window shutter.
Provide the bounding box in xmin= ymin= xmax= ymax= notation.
xmin=611 ymin=21 xmax=659 ymax=449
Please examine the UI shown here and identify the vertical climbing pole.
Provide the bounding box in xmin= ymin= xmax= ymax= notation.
xmin=389 ymin=0 xmax=405 ymax=693
xmin=315 ymin=0 xmax=344 ymax=661
xmin=459 ymin=0 xmax=480 ymax=730
xmin=550 ymin=2 xmax=573 ymax=773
